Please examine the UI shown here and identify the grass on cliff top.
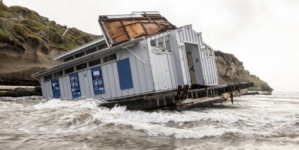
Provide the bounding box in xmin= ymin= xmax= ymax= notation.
xmin=10 ymin=6 xmax=43 ymax=23
xmin=0 ymin=2 xmax=99 ymax=51
xmin=0 ymin=3 xmax=18 ymax=18
xmin=0 ymin=19 xmax=24 ymax=48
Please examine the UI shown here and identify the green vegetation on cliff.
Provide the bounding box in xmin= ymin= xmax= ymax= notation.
xmin=0 ymin=2 xmax=100 ymax=86
xmin=0 ymin=3 xmax=99 ymax=52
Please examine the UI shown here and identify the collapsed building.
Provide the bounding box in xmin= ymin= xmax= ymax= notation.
xmin=33 ymin=11 xmax=253 ymax=110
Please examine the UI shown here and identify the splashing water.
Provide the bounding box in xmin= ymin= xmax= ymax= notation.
xmin=0 ymin=93 xmax=298 ymax=150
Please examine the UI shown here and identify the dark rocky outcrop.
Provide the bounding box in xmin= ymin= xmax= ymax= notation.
xmin=215 ymin=51 xmax=273 ymax=91
xmin=0 ymin=87 xmax=42 ymax=97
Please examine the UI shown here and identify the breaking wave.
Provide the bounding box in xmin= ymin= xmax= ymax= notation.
xmin=1 ymin=92 xmax=299 ymax=149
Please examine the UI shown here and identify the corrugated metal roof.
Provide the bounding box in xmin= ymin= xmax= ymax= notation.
xmin=54 ymin=37 xmax=105 ymax=60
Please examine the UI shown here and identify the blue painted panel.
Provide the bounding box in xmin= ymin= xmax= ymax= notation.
xmin=117 ymin=58 xmax=133 ymax=90
xmin=91 ymin=66 xmax=105 ymax=95
xmin=51 ymin=79 xmax=61 ymax=98
xmin=69 ymin=72 xmax=81 ymax=99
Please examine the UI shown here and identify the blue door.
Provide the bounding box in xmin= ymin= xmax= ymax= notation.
xmin=51 ymin=79 xmax=61 ymax=98
xmin=117 ymin=58 xmax=133 ymax=90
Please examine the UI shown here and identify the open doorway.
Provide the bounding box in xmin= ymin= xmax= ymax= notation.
xmin=186 ymin=53 xmax=196 ymax=84
xmin=184 ymin=43 xmax=203 ymax=86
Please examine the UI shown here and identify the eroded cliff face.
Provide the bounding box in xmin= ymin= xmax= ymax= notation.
xmin=215 ymin=51 xmax=273 ymax=91
xmin=0 ymin=3 xmax=100 ymax=85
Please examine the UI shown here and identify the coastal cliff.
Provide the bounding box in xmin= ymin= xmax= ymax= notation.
xmin=215 ymin=51 xmax=272 ymax=91
xmin=0 ymin=3 xmax=272 ymax=91
xmin=0 ymin=2 xmax=100 ymax=85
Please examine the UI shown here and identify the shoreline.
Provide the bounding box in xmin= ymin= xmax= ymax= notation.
xmin=0 ymin=85 xmax=35 ymax=90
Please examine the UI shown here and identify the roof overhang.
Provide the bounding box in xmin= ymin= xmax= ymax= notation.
xmin=54 ymin=37 xmax=105 ymax=60
xmin=32 ymin=37 xmax=145 ymax=78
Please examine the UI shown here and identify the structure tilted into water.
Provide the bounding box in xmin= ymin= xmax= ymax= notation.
xmin=32 ymin=11 xmax=253 ymax=110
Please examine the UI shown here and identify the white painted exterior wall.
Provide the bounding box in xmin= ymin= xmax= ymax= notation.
xmin=39 ymin=26 xmax=218 ymax=100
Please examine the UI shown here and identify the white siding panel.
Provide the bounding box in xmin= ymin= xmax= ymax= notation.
xmin=40 ymin=77 xmax=46 ymax=98
xmin=101 ymin=65 xmax=111 ymax=99
xmin=128 ymin=45 xmax=141 ymax=95
xmin=58 ymin=77 xmax=65 ymax=98
xmin=78 ymin=71 xmax=86 ymax=98
xmin=107 ymin=63 xmax=117 ymax=98
xmin=136 ymin=41 xmax=148 ymax=93
xmin=83 ymin=70 xmax=92 ymax=98
xmin=87 ymin=69 xmax=95 ymax=98
xmin=112 ymin=63 xmax=122 ymax=97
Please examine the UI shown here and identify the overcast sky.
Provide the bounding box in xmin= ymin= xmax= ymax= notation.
xmin=5 ymin=0 xmax=299 ymax=92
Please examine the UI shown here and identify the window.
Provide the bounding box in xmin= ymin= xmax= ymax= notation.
xmin=103 ymin=53 xmax=116 ymax=63
xmin=53 ymin=70 xmax=63 ymax=77
xmin=150 ymin=39 xmax=156 ymax=47
xmin=75 ymin=52 xmax=85 ymax=58
xmin=44 ymin=74 xmax=53 ymax=81
xmin=64 ymin=56 xmax=74 ymax=62
xmin=98 ymin=44 xmax=107 ymax=51
xmin=89 ymin=58 xmax=101 ymax=67
xmin=76 ymin=63 xmax=87 ymax=71
xmin=165 ymin=35 xmax=171 ymax=52
xmin=205 ymin=47 xmax=213 ymax=56
xmin=157 ymin=37 xmax=164 ymax=50
xmin=86 ymin=47 xmax=97 ymax=55
xmin=151 ymin=35 xmax=172 ymax=52
xmin=65 ymin=67 xmax=74 ymax=74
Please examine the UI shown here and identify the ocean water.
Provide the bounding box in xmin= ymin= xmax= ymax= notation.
xmin=0 ymin=92 xmax=298 ymax=150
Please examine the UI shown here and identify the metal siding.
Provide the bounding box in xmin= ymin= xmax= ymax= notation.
xmin=164 ymin=54 xmax=173 ymax=90
xmin=44 ymin=81 xmax=49 ymax=98
xmin=83 ymin=70 xmax=92 ymax=98
xmin=47 ymin=81 xmax=53 ymax=98
xmin=40 ymin=77 xmax=46 ymax=98
xmin=166 ymin=55 xmax=174 ymax=89
xmin=43 ymin=81 xmax=48 ymax=98
xmin=141 ymin=40 xmax=154 ymax=92
xmin=88 ymin=68 xmax=95 ymax=98
xmin=147 ymin=40 xmax=159 ymax=91
xmin=65 ymin=76 xmax=72 ymax=99
xmin=112 ymin=62 xmax=122 ymax=97
xmin=58 ymin=78 xmax=65 ymax=98
xmin=136 ymin=41 xmax=148 ymax=93
xmin=198 ymin=36 xmax=208 ymax=84
xmin=158 ymin=55 xmax=166 ymax=90
xmin=107 ymin=63 xmax=117 ymax=98
xmin=168 ymin=54 xmax=178 ymax=88
xmin=169 ymin=31 xmax=184 ymax=86
xmin=128 ymin=46 xmax=141 ymax=94
xmin=62 ymin=77 xmax=68 ymax=98
xmin=78 ymin=71 xmax=86 ymax=98
xmin=101 ymin=65 xmax=111 ymax=99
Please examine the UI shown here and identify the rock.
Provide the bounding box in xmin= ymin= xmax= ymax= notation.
xmin=215 ymin=50 xmax=273 ymax=92
xmin=0 ymin=87 xmax=42 ymax=97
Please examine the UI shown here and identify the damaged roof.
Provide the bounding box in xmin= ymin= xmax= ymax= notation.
xmin=99 ymin=11 xmax=176 ymax=47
